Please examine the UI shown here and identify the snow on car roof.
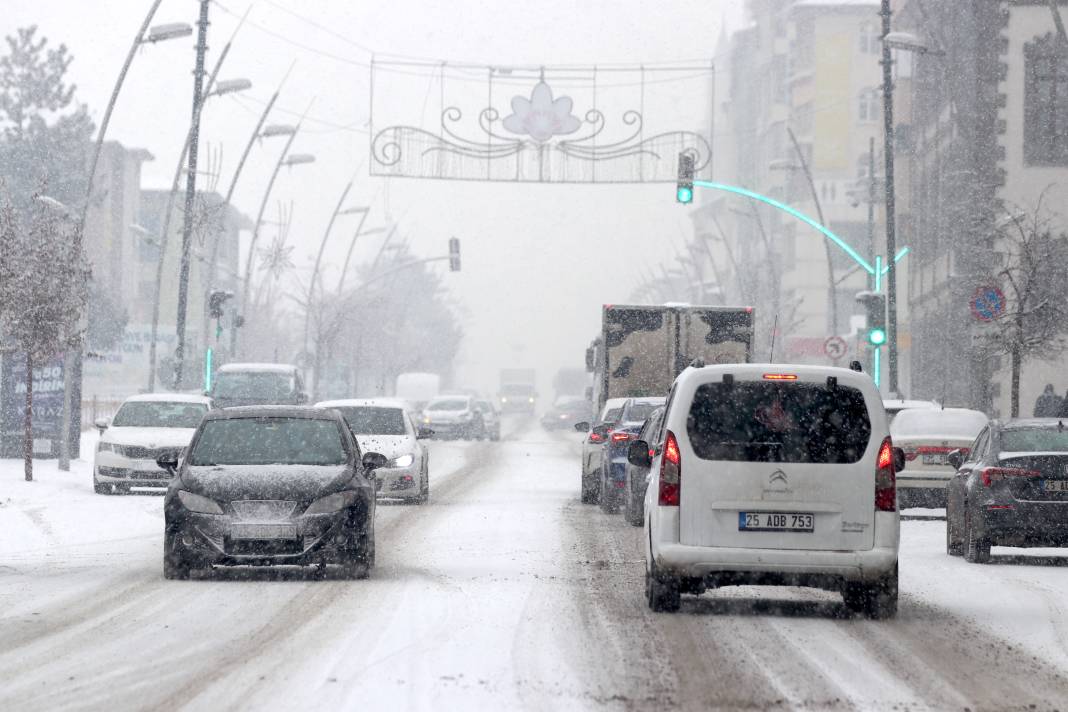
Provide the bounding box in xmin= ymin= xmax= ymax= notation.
xmin=890 ymin=408 xmax=988 ymax=439
xmin=629 ymin=396 xmax=666 ymax=405
xmin=124 ymin=393 xmax=212 ymax=404
xmin=315 ymin=398 xmax=408 ymax=410
xmin=216 ymin=362 xmax=297 ymax=373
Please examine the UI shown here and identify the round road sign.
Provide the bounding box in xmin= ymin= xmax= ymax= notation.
xmin=970 ymin=285 xmax=1006 ymax=322
xmin=824 ymin=335 xmax=848 ymax=361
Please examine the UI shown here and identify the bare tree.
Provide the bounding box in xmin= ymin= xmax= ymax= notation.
xmin=983 ymin=199 xmax=1068 ymax=416
xmin=0 ymin=189 xmax=89 ymax=480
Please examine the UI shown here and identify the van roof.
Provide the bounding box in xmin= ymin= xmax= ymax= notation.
xmin=217 ymin=363 xmax=298 ymax=373
xmin=678 ymin=363 xmax=878 ymax=392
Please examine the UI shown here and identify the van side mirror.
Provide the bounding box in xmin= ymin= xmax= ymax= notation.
xmin=947 ymin=449 xmax=963 ymax=470
xmin=416 ymin=426 xmax=434 ymax=440
xmin=94 ymin=417 xmax=109 ymax=433
xmin=574 ymin=421 xmax=590 ymax=433
xmin=892 ymin=447 xmax=906 ymax=473
xmin=628 ymin=440 xmax=652 ymax=468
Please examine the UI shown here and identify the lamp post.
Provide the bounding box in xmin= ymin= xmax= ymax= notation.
xmin=879 ymin=9 xmax=943 ymax=395
xmin=57 ymin=7 xmax=190 ymax=471
xmin=236 ymin=144 xmax=316 ymax=357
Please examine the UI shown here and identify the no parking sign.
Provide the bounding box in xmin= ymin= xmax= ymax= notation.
xmin=969 ymin=286 xmax=1006 ymax=322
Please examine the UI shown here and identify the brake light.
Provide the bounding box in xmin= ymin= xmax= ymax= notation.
xmin=980 ymin=466 xmax=1040 ymax=487
xmin=659 ymin=430 xmax=681 ymax=506
xmin=875 ymin=437 xmax=896 ymax=512
xmin=589 ymin=432 xmax=605 ymax=443
xmin=611 ymin=432 xmax=632 ymax=442
xmin=762 ymin=373 xmax=798 ymax=381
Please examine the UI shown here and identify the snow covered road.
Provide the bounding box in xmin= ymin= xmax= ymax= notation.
xmin=4 ymin=418 xmax=1068 ymax=710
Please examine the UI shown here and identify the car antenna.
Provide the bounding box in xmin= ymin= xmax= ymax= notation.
xmin=1060 ymin=420 xmax=1065 ymax=431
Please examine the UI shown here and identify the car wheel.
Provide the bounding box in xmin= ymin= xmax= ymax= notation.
xmin=624 ymin=484 xmax=644 ymax=527
xmin=413 ymin=469 xmax=430 ymax=505
xmin=341 ymin=519 xmax=375 ymax=579
xmin=580 ymin=467 xmax=599 ymax=504
xmin=646 ymin=561 xmax=681 ymax=612
xmin=94 ymin=480 xmax=112 ymax=495
xmin=946 ymin=498 xmax=964 ymax=556
xmin=842 ymin=565 xmax=898 ymax=619
xmin=964 ymin=507 xmax=991 ymax=564
xmin=163 ymin=528 xmax=192 ymax=580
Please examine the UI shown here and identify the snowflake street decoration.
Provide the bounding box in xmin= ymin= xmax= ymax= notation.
xmin=369 ymin=61 xmax=713 ymax=183
xmin=502 ymin=81 xmax=582 ymax=142
xmin=258 ymin=235 xmax=295 ymax=281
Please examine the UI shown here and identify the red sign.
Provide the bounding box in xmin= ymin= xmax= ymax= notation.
xmin=823 ymin=336 xmax=848 ymax=361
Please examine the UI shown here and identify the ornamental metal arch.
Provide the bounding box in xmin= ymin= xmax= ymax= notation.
xmin=369 ymin=60 xmax=714 ymax=183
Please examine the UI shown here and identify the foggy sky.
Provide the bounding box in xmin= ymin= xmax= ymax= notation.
xmin=6 ymin=0 xmax=745 ymax=395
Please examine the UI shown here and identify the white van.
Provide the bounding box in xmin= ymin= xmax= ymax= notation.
xmin=638 ymin=364 xmax=902 ymax=617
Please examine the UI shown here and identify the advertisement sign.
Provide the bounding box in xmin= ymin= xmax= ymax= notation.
xmin=0 ymin=352 xmax=79 ymax=458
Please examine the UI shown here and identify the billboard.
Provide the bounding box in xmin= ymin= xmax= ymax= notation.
xmin=0 ymin=352 xmax=80 ymax=459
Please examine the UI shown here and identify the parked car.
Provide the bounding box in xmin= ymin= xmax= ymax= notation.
xmin=891 ymin=407 xmax=988 ymax=508
xmin=575 ymin=397 xmax=628 ymax=504
xmin=159 ymin=406 xmax=383 ymax=579
xmin=317 ymin=398 xmax=432 ymax=503
xmin=636 ymin=364 xmax=902 ymax=617
xmin=421 ymin=395 xmax=485 ymax=440
xmin=947 ymin=418 xmax=1068 ymax=563
xmin=883 ymin=398 xmax=939 ymax=423
xmin=540 ymin=397 xmax=592 ymax=431
xmin=473 ymin=398 xmax=502 ymax=441
xmin=623 ymin=406 xmax=665 ymax=527
xmin=598 ymin=397 xmax=666 ymax=514
xmin=208 ymin=363 xmax=308 ymax=408
xmin=93 ymin=394 xmax=212 ymax=494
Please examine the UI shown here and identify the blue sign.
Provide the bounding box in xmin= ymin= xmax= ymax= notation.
xmin=970 ymin=286 xmax=1006 ymax=322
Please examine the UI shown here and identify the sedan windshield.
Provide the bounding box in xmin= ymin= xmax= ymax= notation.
xmin=212 ymin=372 xmax=294 ymax=400
xmin=333 ymin=406 xmax=407 ymax=435
xmin=622 ymin=402 xmax=660 ymax=423
xmin=427 ymin=400 xmax=467 ymax=411
xmin=189 ymin=417 xmax=347 ymax=466
xmin=112 ymin=402 xmax=208 ymax=428
xmin=1002 ymin=428 xmax=1068 ymax=453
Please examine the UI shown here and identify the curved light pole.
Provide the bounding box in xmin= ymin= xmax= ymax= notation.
xmin=143 ymin=68 xmax=251 ymax=391
xmin=236 ymin=138 xmax=315 ymax=356
xmin=59 ymin=6 xmax=190 ymax=470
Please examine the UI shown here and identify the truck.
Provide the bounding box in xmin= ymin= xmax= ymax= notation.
xmin=498 ymin=368 xmax=537 ymax=414
xmin=586 ymin=304 xmax=755 ymax=415
xmin=395 ymin=372 xmax=441 ymax=411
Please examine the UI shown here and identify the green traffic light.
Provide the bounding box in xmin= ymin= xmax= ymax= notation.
xmin=676 ymin=186 xmax=694 ymax=204
xmin=868 ymin=328 xmax=887 ymax=346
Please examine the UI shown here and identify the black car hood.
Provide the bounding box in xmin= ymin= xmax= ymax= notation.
xmin=180 ymin=464 xmax=353 ymax=501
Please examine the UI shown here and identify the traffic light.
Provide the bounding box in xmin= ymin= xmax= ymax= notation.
xmin=208 ymin=289 xmax=233 ymax=319
xmin=856 ymin=292 xmax=887 ymax=346
xmin=676 ymin=152 xmax=695 ymax=204
xmin=448 ymin=237 xmax=461 ymax=272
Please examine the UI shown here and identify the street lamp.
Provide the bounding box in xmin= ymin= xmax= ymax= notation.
xmin=208 ymin=78 xmax=252 ymax=97
xmin=145 ymin=23 xmax=194 ymax=43
xmin=261 ymin=123 xmax=297 ymax=138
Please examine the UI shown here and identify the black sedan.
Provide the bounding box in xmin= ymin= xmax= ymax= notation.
xmin=158 ymin=406 xmax=387 ymax=579
xmin=622 ymin=406 xmax=665 ymax=527
xmin=947 ymin=418 xmax=1068 ymax=563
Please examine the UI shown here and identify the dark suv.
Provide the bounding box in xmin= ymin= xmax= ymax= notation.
xmin=208 ymin=363 xmax=308 ymax=408
xmin=947 ymin=418 xmax=1068 ymax=563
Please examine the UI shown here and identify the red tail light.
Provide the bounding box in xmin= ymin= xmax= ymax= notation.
xmin=589 ymin=432 xmax=605 ymax=443
xmin=980 ymin=466 xmax=1040 ymax=487
xmin=659 ymin=430 xmax=681 ymax=506
xmin=875 ymin=437 xmax=896 ymax=512
xmin=611 ymin=432 xmax=632 ymax=442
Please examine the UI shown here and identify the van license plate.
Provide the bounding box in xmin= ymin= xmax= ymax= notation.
xmin=1043 ymin=480 xmax=1068 ymax=493
xmin=739 ymin=512 xmax=814 ymax=532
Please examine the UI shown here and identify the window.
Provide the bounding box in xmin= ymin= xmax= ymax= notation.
xmin=686 ymin=381 xmax=872 ymax=463
xmin=859 ymin=21 xmax=879 ymax=54
xmin=113 ymin=401 xmax=208 ymax=428
xmin=212 ymin=371 xmax=295 ymax=400
xmin=189 ymin=417 xmax=347 ymax=466
xmin=858 ymin=88 xmax=880 ymax=122
xmin=1024 ymin=34 xmax=1068 ymax=165
xmin=333 ymin=407 xmax=407 ymax=436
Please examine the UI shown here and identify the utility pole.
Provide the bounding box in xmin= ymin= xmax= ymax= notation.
xmin=173 ymin=0 xmax=211 ymax=389
xmin=880 ymin=0 xmax=900 ymax=395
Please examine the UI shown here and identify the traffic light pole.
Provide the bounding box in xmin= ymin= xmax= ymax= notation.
xmin=880 ymin=0 xmax=901 ymax=395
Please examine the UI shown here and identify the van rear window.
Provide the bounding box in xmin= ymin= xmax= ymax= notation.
xmin=686 ymin=382 xmax=871 ymax=464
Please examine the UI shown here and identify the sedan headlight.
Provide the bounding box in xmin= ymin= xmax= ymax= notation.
xmin=177 ymin=490 xmax=224 ymax=515
xmin=305 ymin=491 xmax=357 ymax=515
xmin=390 ymin=453 xmax=414 ymax=468
xmin=97 ymin=441 xmax=116 ymax=453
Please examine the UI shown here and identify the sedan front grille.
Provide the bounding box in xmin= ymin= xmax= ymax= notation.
xmin=230 ymin=500 xmax=298 ymax=520
xmin=118 ymin=445 xmax=179 ymax=460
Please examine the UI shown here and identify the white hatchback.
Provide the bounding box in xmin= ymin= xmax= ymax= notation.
xmin=638 ymin=364 xmax=902 ymax=617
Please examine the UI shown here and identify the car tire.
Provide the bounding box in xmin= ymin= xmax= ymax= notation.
xmin=163 ymin=528 xmax=192 ymax=580
xmin=843 ymin=564 xmax=898 ymax=619
xmin=94 ymin=480 xmax=112 ymax=495
xmin=580 ymin=469 xmax=599 ymax=504
xmin=624 ymin=485 xmax=644 ymax=527
xmin=341 ymin=519 xmax=375 ymax=579
xmin=946 ymin=498 xmax=964 ymax=556
xmin=646 ymin=562 xmax=681 ymax=613
xmin=413 ymin=469 xmax=430 ymax=505
xmin=598 ymin=467 xmax=617 ymax=514
xmin=964 ymin=508 xmax=991 ymax=564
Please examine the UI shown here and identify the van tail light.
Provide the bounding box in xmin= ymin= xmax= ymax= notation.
xmin=659 ymin=430 xmax=681 ymax=506
xmin=980 ymin=466 xmax=1040 ymax=487
xmin=875 ymin=437 xmax=897 ymax=512
xmin=611 ymin=432 xmax=632 ymax=442
xmin=589 ymin=432 xmax=605 ymax=443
